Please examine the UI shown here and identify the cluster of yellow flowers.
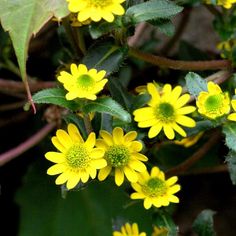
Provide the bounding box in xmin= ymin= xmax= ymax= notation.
xmin=112 ymin=222 xmax=168 ymax=236
xmin=217 ymin=39 xmax=236 ymax=59
xmin=205 ymin=0 xmax=236 ymax=8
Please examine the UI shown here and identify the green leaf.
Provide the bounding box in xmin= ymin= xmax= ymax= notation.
xmin=131 ymin=93 xmax=151 ymax=111
xmin=82 ymin=41 xmax=128 ymax=75
xmin=32 ymin=88 xmax=80 ymax=111
xmin=126 ymin=0 xmax=183 ymax=24
xmin=192 ymin=209 xmax=216 ymax=236
xmin=149 ymin=19 xmax=175 ymax=37
xmin=185 ymin=72 xmax=208 ymax=97
xmin=185 ymin=120 xmax=213 ymax=137
xmin=223 ymin=122 xmax=236 ymax=152
xmin=82 ymin=97 xmax=131 ymax=123
xmin=0 ymin=0 xmax=69 ymax=81
xmin=226 ymin=151 xmax=236 ymax=185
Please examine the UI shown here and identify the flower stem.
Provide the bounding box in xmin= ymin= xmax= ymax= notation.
xmin=129 ymin=48 xmax=232 ymax=70
xmin=0 ymin=122 xmax=56 ymax=166
xmin=83 ymin=114 xmax=93 ymax=135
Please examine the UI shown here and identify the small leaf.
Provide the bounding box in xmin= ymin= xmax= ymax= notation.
xmin=192 ymin=209 xmax=216 ymax=236
xmin=126 ymin=0 xmax=183 ymax=24
xmin=82 ymin=41 xmax=128 ymax=75
xmin=225 ymin=151 xmax=236 ymax=185
xmin=82 ymin=97 xmax=131 ymax=123
xmin=223 ymin=122 xmax=236 ymax=152
xmin=32 ymin=88 xmax=80 ymax=111
xmin=185 ymin=72 xmax=208 ymax=97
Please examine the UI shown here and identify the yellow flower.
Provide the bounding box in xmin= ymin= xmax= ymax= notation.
xmin=67 ymin=0 xmax=125 ymax=23
xmin=152 ymin=226 xmax=168 ymax=236
xmin=217 ymin=39 xmax=236 ymax=59
xmin=96 ymin=127 xmax=148 ymax=186
xmin=174 ymin=132 xmax=203 ymax=148
xmin=113 ymin=223 xmax=146 ymax=236
xmin=130 ymin=167 xmax=181 ymax=209
xmin=133 ymin=83 xmax=196 ymax=140
xmin=228 ymin=98 xmax=236 ymax=121
xmin=205 ymin=0 xmax=236 ymax=8
xmin=57 ymin=63 xmax=108 ymax=100
xmin=196 ymin=81 xmax=230 ymax=119
xmin=45 ymin=123 xmax=107 ymax=190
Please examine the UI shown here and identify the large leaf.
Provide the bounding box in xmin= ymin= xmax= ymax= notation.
xmin=185 ymin=72 xmax=208 ymax=97
xmin=82 ymin=97 xmax=131 ymax=123
xmin=15 ymin=160 xmax=153 ymax=236
xmin=126 ymin=0 xmax=183 ymax=24
xmin=192 ymin=209 xmax=216 ymax=236
xmin=223 ymin=122 xmax=236 ymax=152
xmin=32 ymin=88 xmax=80 ymax=111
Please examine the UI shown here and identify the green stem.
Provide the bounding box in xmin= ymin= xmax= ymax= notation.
xmin=76 ymin=28 xmax=86 ymax=55
xmin=129 ymin=47 xmax=232 ymax=71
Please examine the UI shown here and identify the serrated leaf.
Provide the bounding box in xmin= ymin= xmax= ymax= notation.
xmin=126 ymin=0 xmax=183 ymax=24
xmin=192 ymin=209 xmax=216 ymax=236
xmin=82 ymin=41 xmax=128 ymax=76
xmin=226 ymin=151 xmax=236 ymax=185
xmin=185 ymin=72 xmax=208 ymax=97
xmin=223 ymin=122 xmax=236 ymax=152
xmin=82 ymin=97 xmax=131 ymax=123
xmin=32 ymin=88 xmax=80 ymax=111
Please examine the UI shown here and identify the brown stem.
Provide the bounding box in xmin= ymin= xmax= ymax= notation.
xmin=0 ymin=122 xmax=56 ymax=166
xmin=0 ymin=101 xmax=26 ymax=111
xmin=165 ymin=131 xmax=222 ymax=177
xmin=183 ymin=164 xmax=228 ymax=175
xmin=129 ymin=47 xmax=232 ymax=70
xmin=128 ymin=22 xmax=148 ymax=47
xmin=83 ymin=114 xmax=93 ymax=135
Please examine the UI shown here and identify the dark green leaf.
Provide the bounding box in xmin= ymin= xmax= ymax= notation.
xmin=149 ymin=19 xmax=175 ymax=37
xmin=82 ymin=97 xmax=131 ymax=123
xmin=192 ymin=209 xmax=216 ymax=236
xmin=223 ymin=122 xmax=236 ymax=152
xmin=32 ymin=88 xmax=80 ymax=111
xmin=131 ymin=93 xmax=151 ymax=111
xmin=185 ymin=72 xmax=208 ymax=97
xmin=185 ymin=120 xmax=213 ymax=137
xmin=126 ymin=0 xmax=183 ymax=24
xmin=226 ymin=151 xmax=236 ymax=185
xmin=82 ymin=41 xmax=128 ymax=75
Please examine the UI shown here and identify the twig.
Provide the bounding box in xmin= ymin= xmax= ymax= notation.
xmin=129 ymin=47 xmax=232 ymax=70
xmin=165 ymin=130 xmax=222 ymax=177
xmin=128 ymin=22 xmax=148 ymax=47
xmin=0 ymin=122 xmax=56 ymax=166
xmin=183 ymin=164 xmax=228 ymax=175
xmin=83 ymin=114 xmax=93 ymax=135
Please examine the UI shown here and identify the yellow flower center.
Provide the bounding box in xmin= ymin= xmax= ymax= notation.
xmin=66 ymin=144 xmax=90 ymax=168
xmin=204 ymin=94 xmax=223 ymax=113
xmin=142 ymin=178 xmax=167 ymax=197
xmin=105 ymin=145 xmax=130 ymax=167
xmin=155 ymin=102 xmax=175 ymax=122
xmin=89 ymin=0 xmax=112 ymax=7
xmin=77 ymin=74 xmax=95 ymax=91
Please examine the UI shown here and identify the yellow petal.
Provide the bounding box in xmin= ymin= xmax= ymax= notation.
xmin=66 ymin=173 xmax=81 ymax=189
xmin=171 ymin=123 xmax=186 ymax=137
xmin=168 ymin=184 xmax=181 ymax=194
xmin=177 ymin=106 xmax=196 ymax=115
xmin=115 ymin=168 xmax=124 ymax=186
xmin=51 ymin=137 xmax=67 ymax=153
xmin=99 ymin=130 xmax=114 ymax=146
xmin=176 ymin=116 xmax=196 ymax=127
xmin=228 ymin=113 xmax=236 ymax=121
xmin=112 ymin=127 xmax=124 ymax=144
xmin=132 ymin=153 xmax=148 ymax=162
xmin=70 ymin=63 xmax=79 ymax=76
xmin=56 ymin=130 xmax=73 ymax=148
xmin=124 ymin=166 xmax=138 ymax=182
xmin=166 ymin=176 xmax=178 ymax=186
xmin=168 ymin=195 xmax=179 ymax=203
xmin=176 ymin=94 xmax=190 ymax=108
xmin=47 ymin=164 xmax=66 ymax=175
xmin=80 ymin=170 xmax=90 ymax=183
xmin=85 ymin=132 xmax=96 ymax=149
xmin=129 ymin=141 xmax=142 ymax=152
xmin=163 ymin=125 xmax=175 ymax=140
xmin=45 ymin=152 xmax=65 ymax=163
xmin=90 ymin=159 xmax=107 ymax=169
xmin=124 ymin=131 xmax=137 ymax=142
xmin=98 ymin=166 xmax=112 ymax=181
xmin=67 ymin=123 xmax=84 ymax=143
xmin=129 ymin=160 xmax=146 ymax=172
xmin=90 ymin=148 xmax=105 ymax=158
xmin=171 ymin=86 xmax=182 ymax=100
xmin=55 ymin=172 xmax=69 ymax=185
xmin=148 ymin=123 xmax=162 ymax=138
xmin=144 ymin=197 xmax=152 ymax=209
xmin=130 ymin=192 xmax=146 ymax=199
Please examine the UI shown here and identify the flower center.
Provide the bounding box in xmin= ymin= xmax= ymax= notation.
xmin=204 ymin=94 xmax=223 ymax=113
xmin=66 ymin=144 xmax=90 ymax=168
xmin=142 ymin=178 xmax=167 ymax=197
xmin=77 ymin=74 xmax=95 ymax=91
xmin=89 ymin=0 xmax=112 ymax=7
xmin=155 ymin=102 xmax=175 ymax=122
xmin=105 ymin=145 xmax=130 ymax=168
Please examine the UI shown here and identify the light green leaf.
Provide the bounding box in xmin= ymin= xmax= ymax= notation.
xmin=226 ymin=151 xmax=236 ymax=185
xmin=223 ymin=122 xmax=236 ymax=152
xmin=185 ymin=72 xmax=208 ymax=97
xmin=32 ymin=88 xmax=80 ymax=111
xmin=82 ymin=41 xmax=128 ymax=76
xmin=126 ymin=0 xmax=183 ymax=24
xmin=0 ymin=0 xmax=69 ymax=81
xmin=82 ymin=97 xmax=131 ymax=123
xmin=192 ymin=209 xmax=216 ymax=236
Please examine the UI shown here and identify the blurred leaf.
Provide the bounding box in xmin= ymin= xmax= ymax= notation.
xmin=149 ymin=19 xmax=175 ymax=37
xmin=223 ymin=122 xmax=236 ymax=152
xmin=226 ymin=151 xmax=236 ymax=185
xmin=82 ymin=41 xmax=128 ymax=75
xmin=185 ymin=72 xmax=208 ymax=97
xmin=89 ymin=21 xmax=117 ymax=39
xmin=0 ymin=0 xmax=69 ymax=81
xmin=185 ymin=120 xmax=213 ymax=137
xmin=131 ymin=93 xmax=151 ymax=111
xmin=32 ymin=88 xmax=80 ymax=111
xmin=16 ymin=160 xmax=153 ymax=236
xmin=82 ymin=97 xmax=131 ymax=123
xmin=126 ymin=0 xmax=183 ymax=24
xmin=192 ymin=209 xmax=216 ymax=236
xmin=153 ymin=211 xmax=178 ymax=236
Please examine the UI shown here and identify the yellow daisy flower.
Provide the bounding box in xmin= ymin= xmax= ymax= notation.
xmin=67 ymin=0 xmax=125 ymax=23
xmin=45 ymin=123 xmax=107 ymax=190
xmin=152 ymin=226 xmax=168 ymax=236
xmin=130 ymin=167 xmax=181 ymax=209
xmin=133 ymin=83 xmax=196 ymax=140
xmin=196 ymin=81 xmax=230 ymax=119
xmin=174 ymin=132 xmax=203 ymax=148
xmin=113 ymin=223 xmax=146 ymax=236
xmin=228 ymin=99 xmax=236 ymax=121
xmin=96 ymin=127 xmax=148 ymax=186
xmin=57 ymin=63 xmax=108 ymax=101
